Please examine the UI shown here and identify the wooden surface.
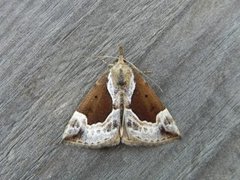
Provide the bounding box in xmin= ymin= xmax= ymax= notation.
xmin=1 ymin=0 xmax=240 ymax=179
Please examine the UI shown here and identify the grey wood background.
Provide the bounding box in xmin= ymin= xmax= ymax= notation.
xmin=1 ymin=0 xmax=240 ymax=179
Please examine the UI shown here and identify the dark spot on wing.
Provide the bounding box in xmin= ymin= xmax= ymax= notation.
xmin=127 ymin=120 xmax=132 ymax=127
xmin=159 ymin=126 xmax=172 ymax=136
xmin=113 ymin=120 xmax=118 ymax=128
xmin=150 ymin=106 xmax=155 ymax=112
xmin=164 ymin=117 xmax=172 ymax=125
xmin=160 ymin=126 xmax=167 ymax=135
xmin=78 ymin=128 xmax=84 ymax=137
xmin=106 ymin=123 xmax=112 ymax=132
xmin=132 ymin=122 xmax=139 ymax=130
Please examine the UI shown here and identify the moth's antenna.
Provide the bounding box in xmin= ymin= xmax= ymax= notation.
xmin=128 ymin=61 xmax=164 ymax=93
xmin=81 ymin=55 xmax=117 ymax=64
xmin=117 ymin=45 xmax=163 ymax=92
xmin=97 ymin=55 xmax=117 ymax=64
xmin=97 ymin=55 xmax=117 ymax=59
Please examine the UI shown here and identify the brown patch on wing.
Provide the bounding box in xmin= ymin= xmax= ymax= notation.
xmin=131 ymin=69 xmax=165 ymax=123
xmin=76 ymin=72 xmax=112 ymax=125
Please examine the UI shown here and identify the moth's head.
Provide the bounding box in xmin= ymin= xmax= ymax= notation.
xmin=108 ymin=45 xmax=133 ymax=89
xmin=117 ymin=45 xmax=127 ymax=64
xmin=107 ymin=46 xmax=127 ymax=68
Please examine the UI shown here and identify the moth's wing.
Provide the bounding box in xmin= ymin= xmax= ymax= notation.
xmin=130 ymin=68 xmax=165 ymax=123
xmin=122 ymin=68 xmax=181 ymax=146
xmin=62 ymin=72 xmax=120 ymax=148
xmin=77 ymin=72 xmax=112 ymax=125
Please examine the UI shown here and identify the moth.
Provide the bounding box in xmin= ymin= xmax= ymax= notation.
xmin=62 ymin=47 xmax=181 ymax=148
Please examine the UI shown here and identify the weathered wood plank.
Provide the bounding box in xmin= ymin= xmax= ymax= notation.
xmin=1 ymin=0 xmax=240 ymax=179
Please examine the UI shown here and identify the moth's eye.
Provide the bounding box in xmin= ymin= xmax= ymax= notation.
xmin=94 ymin=95 xmax=98 ymax=99
xmin=145 ymin=94 xmax=148 ymax=98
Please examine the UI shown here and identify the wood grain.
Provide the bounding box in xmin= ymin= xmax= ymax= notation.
xmin=1 ymin=0 xmax=240 ymax=179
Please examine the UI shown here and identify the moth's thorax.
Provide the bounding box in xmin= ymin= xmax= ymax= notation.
xmin=107 ymin=59 xmax=136 ymax=109
xmin=110 ymin=60 xmax=133 ymax=89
